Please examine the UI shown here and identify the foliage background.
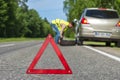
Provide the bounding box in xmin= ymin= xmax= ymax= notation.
xmin=0 ymin=0 xmax=120 ymax=38
xmin=0 ymin=0 xmax=54 ymax=38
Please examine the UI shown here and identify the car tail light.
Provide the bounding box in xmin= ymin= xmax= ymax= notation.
xmin=116 ymin=21 xmax=120 ymax=27
xmin=81 ymin=18 xmax=89 ymax=24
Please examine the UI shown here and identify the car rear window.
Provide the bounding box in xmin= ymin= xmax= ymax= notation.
xmin=86 ymin=10 xmax=119 ymax=19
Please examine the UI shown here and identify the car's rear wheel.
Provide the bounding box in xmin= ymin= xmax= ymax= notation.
xmin=115 ymin=41 xmax=120 ymax=47
xmin=105 ymin=42 xmax=111 ymax=46
xmin=77 ymin=38 xmax=83 ymax=45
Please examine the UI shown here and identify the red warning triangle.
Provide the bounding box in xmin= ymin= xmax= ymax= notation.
xmin=26 ymin=34 xmax=72 ymax=74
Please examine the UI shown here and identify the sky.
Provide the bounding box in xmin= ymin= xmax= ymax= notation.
xmin=27 ymin=0 xmax=66 ymax=22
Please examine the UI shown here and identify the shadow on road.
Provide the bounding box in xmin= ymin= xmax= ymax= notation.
xmin=59 ymin=40 xmax=76 ymax=46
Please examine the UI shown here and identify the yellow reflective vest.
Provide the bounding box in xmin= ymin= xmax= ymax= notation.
xmin=51 ymin=19 xmax=69 ymax=31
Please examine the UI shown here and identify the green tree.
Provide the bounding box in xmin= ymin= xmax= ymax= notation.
xmin=4 ymin=0 xmax=18 ymax=37
xmin=114 ymin=0 xmax=120 ymax=14
xmin=25 ymin=9 xmax=42 ymax=37
xmin=16 ymin=7 xmax=29 ymax=37
xmin=0 ymin=0 xmax=8 ymax=37
xmin=42 ymin=18 xmax=54 ymax=37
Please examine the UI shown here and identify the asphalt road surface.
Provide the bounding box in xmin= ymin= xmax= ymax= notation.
xmin=0 ymin=41 xmax=120 ymax=80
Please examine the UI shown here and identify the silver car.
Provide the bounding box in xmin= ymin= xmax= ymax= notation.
xmin=75 ymin=8 xmax=120 ymax=47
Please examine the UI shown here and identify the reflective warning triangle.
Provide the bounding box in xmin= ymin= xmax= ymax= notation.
xmin=26 ymin=34 xmax=72 ymax=74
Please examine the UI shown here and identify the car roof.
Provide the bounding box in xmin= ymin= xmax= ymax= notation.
xmin=85 ymin=8 xmax=117 ymax=12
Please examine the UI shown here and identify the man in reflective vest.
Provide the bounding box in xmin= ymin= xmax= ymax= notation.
xmin=51 ymin=19 xmax=75 ymax=44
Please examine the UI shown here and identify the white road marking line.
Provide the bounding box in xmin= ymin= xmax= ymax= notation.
xmin=0 ymin=44 xmax=15 ymax=48
xmin=84 ymin=46 xmax=120 ymax=62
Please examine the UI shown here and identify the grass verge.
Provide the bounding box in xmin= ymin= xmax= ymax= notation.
xmin=0 ymin=38 xmax=45 ymax=43
xmin=84 ymin=41 xmax=115 ymax=47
